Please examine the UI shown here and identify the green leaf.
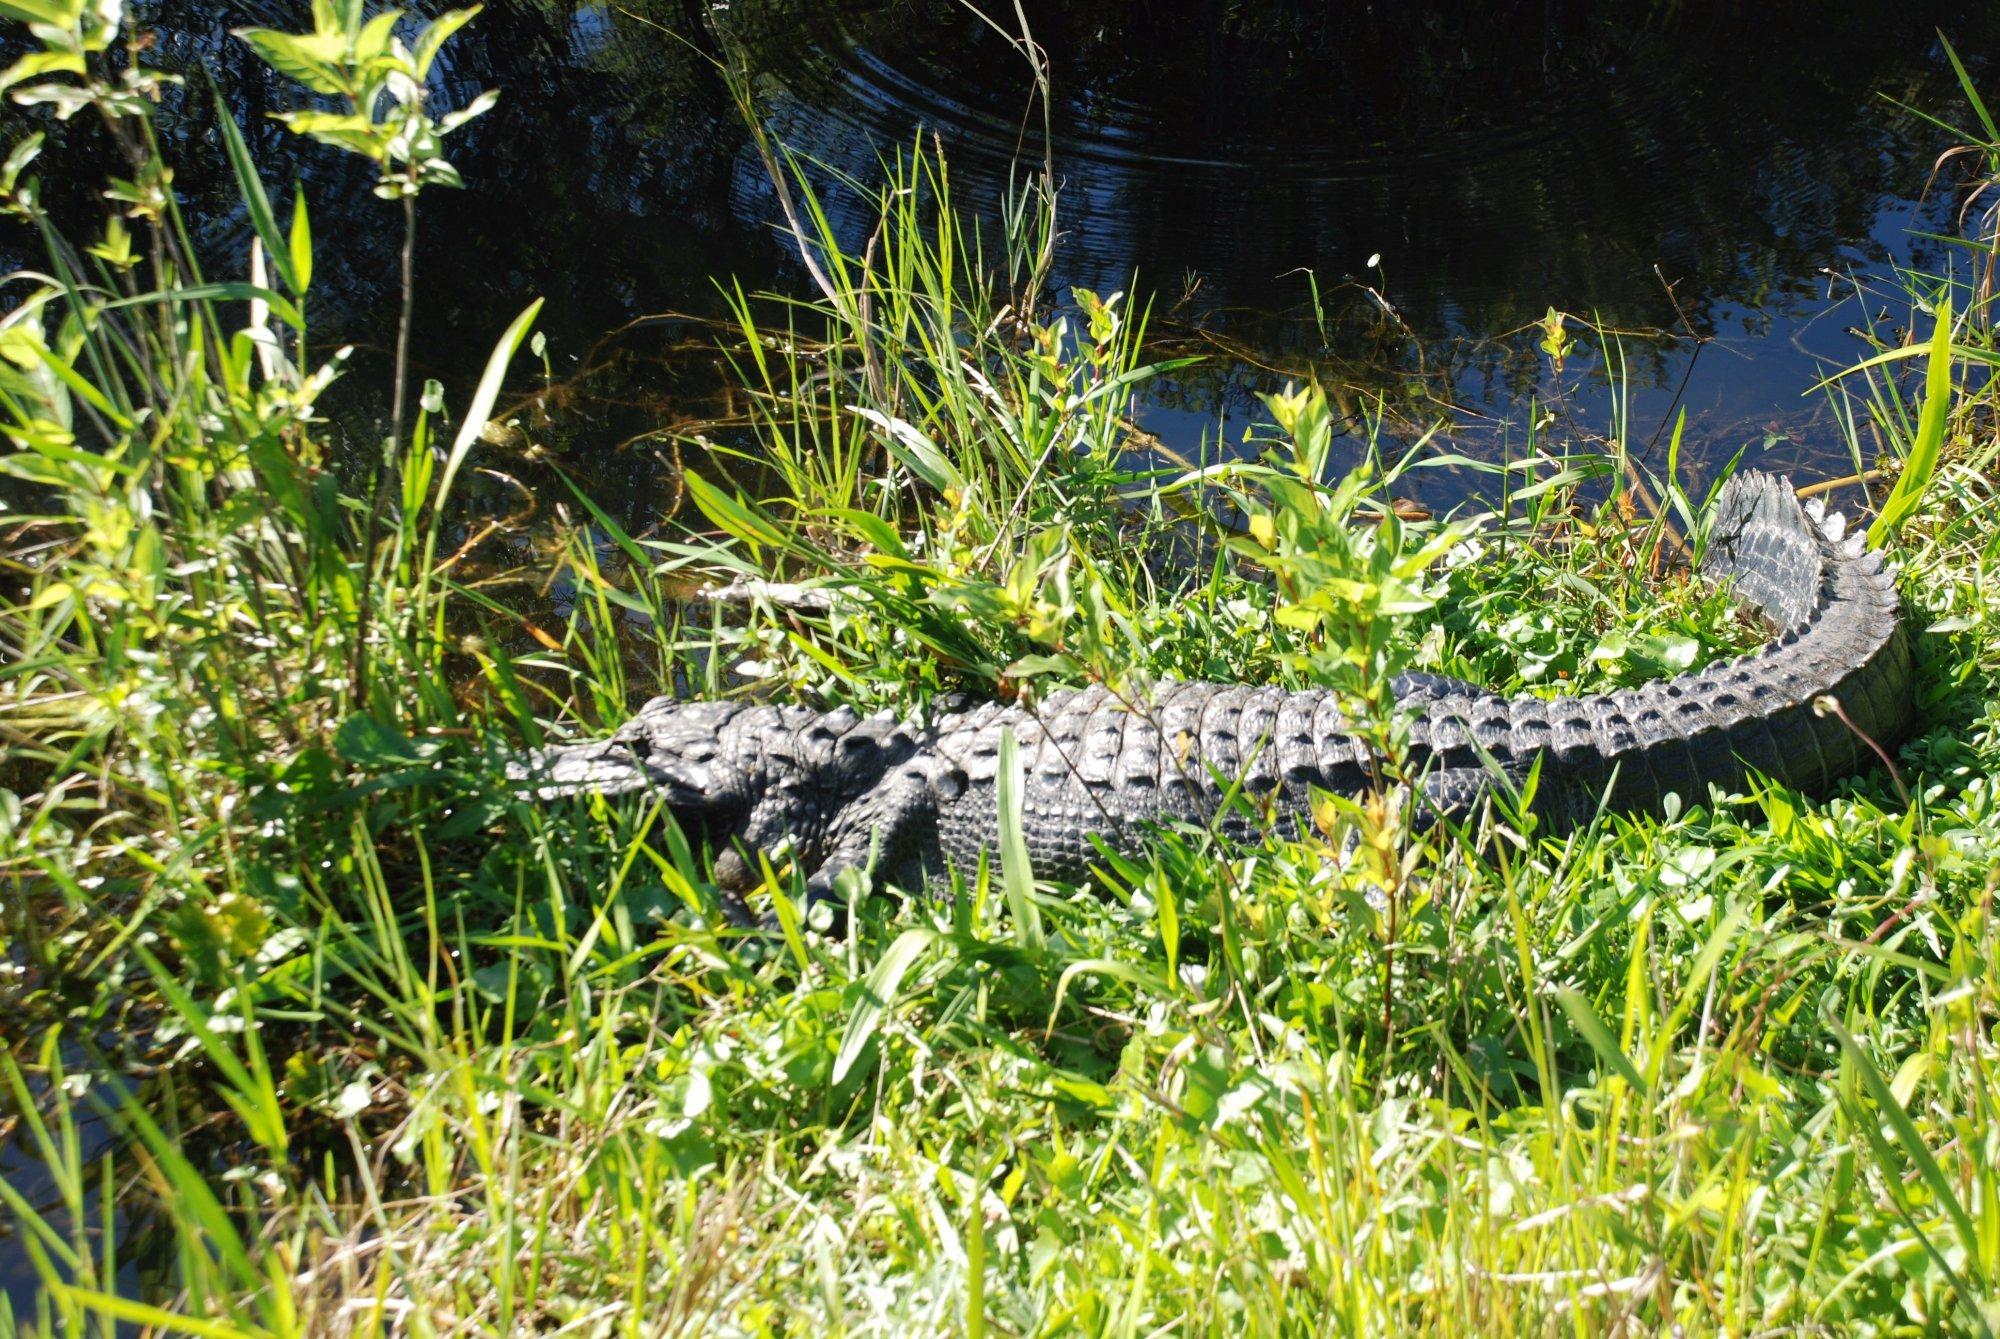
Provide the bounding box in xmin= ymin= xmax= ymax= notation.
xmin=1554 ymin=987 xmax=1648 ymax=1094
xmin=436 ymin=298 xmax=542 ymax=515
xmin=9 ymin=83 xmax=95 ymax=118
xmin=24 ymin=336 xmax=128 ymax=428
xmin=1940 ymin=35 xmax=1999 ymax=145
xmin=334 ymin=713 xmax=428 ymax=767
xmin=683 ymin=469 xmax=790 ymax=550
xmin=1831 ymin=1020 xmax=1980 ymax=1254
xmin=133 ymin=947 xmax=288 ymax=1158
xmin=310 ymin=0 xmax=358 ymax=39
xmin=1868 ymin=295 xmax=1953 ymax=548
xmin=412 ymin=4 xmax=482 ymax=78
xmin=0 ymin=48 xmax=84 ymax=97
xmin=0 ymin=1 xmax=79 ymax=27
xmin=211 ymin=82 xmax=297 ymax=294
xmin=847 ymin=404 xmax=966 ymax=495
xmin=234 ymin=27 xmax=348 ymax=95
xmin=288 ymin=182 xmax=313 ymax=293
xmin=415 ymin=158 xmax=464 ymax=191
xmin=1070 ymin=355 xmax=1204 ymax=405
xmin=558 ymin=474 xmax=653 ymax=571
xmin=1888 ymin=1051 xmax=1930 ymax=1109
xmin=351 ymin=7 xmax=402 ymax=64
xmin=996 ymin=727 xmax=1045 ymax=949
xmin=53 ymin=1284 xmax=263 ymax=1338
xmin=1046 ymin=957 xmax=1162 ymax=1033
xmin=438 ymin=87 xmax=499 ymax=135
xmin=272 ymin=110 xmax=385 ymax=158
xmin=1830 ymin=1019 xmax=1991 ymax=1331
xmin=1155 ymin=865 xmax=1179 ymax=977
xmin=0 ymin=130 xmax=44 ymax=195
xmin=1643 ymin=632 xmax=1700 ymax=672
xmin=1808 ymin=317 xmax=2000 ymax=394
xmin=78 ymin=0 xmax=119 ymax=50
xmin=831 ymin=928 xmax=936 ymax=1084
xmin=98 ymin=282 xmax=304 ymax=332
xmin=822 ymin=506 xmax=908 ymax=558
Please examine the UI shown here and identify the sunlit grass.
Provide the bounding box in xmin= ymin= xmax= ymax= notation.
xmin=4 ymin=5 xmax=2000 ymax=1336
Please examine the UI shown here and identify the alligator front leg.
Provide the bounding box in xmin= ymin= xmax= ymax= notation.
xmin=802 ymin=761 xmax=941 ymax=907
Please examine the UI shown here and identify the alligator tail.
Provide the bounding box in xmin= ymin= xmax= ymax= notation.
xmin=1611 ymin=469 xmax=1912 ymax=804
xmin=1697 ymin=469 xmax=1905 ymax=667
xmin=1698 ymin=470 xmax=1834 ymax=634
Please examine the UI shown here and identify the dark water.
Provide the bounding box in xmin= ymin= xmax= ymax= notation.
xmin=723 ymin=0 xmax=2000 ymax=493
xmin=11 ymin=0 xmax=1996 ymax=522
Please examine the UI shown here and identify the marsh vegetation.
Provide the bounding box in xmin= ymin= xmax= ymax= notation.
xmin=3 ymin=3 xmax=2000 ymax=1334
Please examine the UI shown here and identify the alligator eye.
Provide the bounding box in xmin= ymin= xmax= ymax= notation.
xmin=936 ymin=767 xmax=967 ymax=801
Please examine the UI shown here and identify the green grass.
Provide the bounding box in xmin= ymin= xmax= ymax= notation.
xmin=5 ymin=6 xmax=2000 ymax=1336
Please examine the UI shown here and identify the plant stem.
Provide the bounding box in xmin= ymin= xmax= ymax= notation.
xmin=352 ymin=187 xmax=418 ymax=705
xmin=391 ymin=189 xmax=417 ymax=457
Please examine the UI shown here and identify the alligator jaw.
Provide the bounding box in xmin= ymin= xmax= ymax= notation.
xmin=508 ymin=739 xmax=655 ymax=801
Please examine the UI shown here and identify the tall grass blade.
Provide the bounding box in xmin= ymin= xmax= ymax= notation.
xmin=1868 ymin=296 xmax=1954 ymax=547
xmin=210 ymin=83 xmax=297 ymax=296
xmin=1554 ymin=987 xmax=1648 ymax=1094
xmin=996 ymin=727 xmax=1045 ymax=949
xmin=832 ymin=928 xmax=937 ymax=1084
xmin=1831 ymin=1020 xmax=1993 ymax=1335
xmin=1940 ymin=34 xmax=1999 ymax=145
xmin=435 ymin=298 xmax=543 ymax=516
xmin=48 ymin=1287 xmax=262 ymax=1339
xmin=1831 ymin=1020 xmax=1982 ymax=1257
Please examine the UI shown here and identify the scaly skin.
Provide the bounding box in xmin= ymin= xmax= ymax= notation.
xmin=523 ymin=472 xmax=1912 ymax=903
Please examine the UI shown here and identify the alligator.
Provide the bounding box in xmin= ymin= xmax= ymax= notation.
xmin=521 ymin=471 xmax=1911 ymax=905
